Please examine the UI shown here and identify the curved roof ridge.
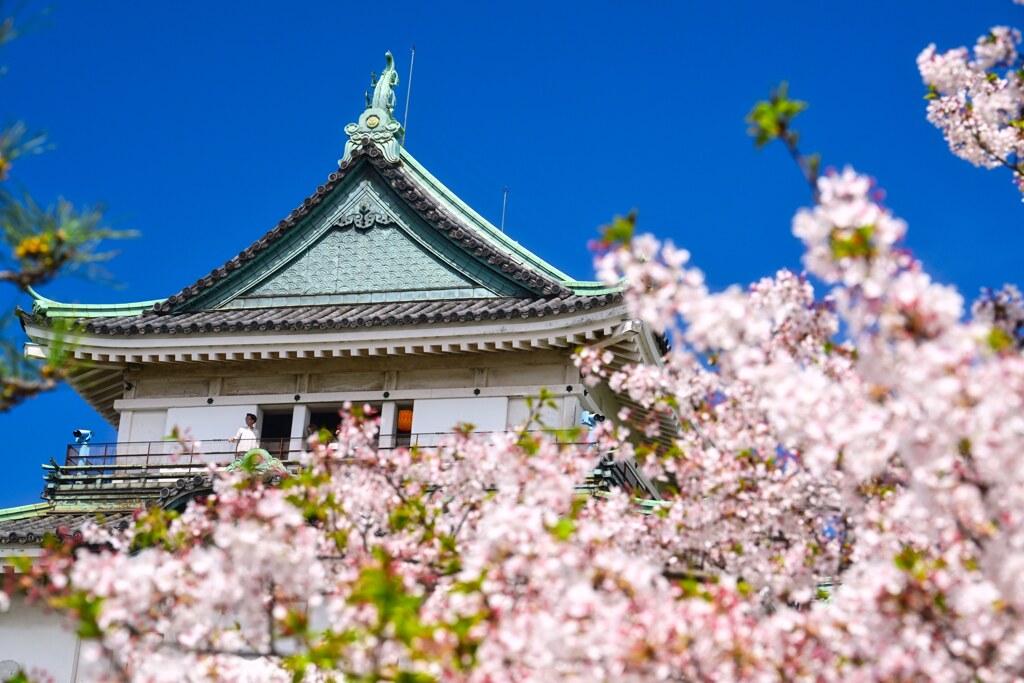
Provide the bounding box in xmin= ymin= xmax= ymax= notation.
xmin=25 ymin=286 xmax=164 ymax=319
xmin=395 ymin=150 xmax=621 ymax=297
xmin=397 ymin=148 xmax=573 ymax=282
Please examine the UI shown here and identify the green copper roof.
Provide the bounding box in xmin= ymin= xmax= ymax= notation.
xmin=561 ymin=280 xmax=623 ymax=296
xmin=25 ymin=52 xmax=617 ymax=321
xmin=177 ymin=161 xmax=537 ymax=311
xmin=343 ymin=53 xmax=608 ymax=295
xmin=26 ymin=287 xmax=164 ymax=319
xmin=0 ymin=502 xmax=52 ymax=522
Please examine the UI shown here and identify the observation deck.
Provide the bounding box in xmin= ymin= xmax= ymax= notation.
xmin=43 ymin=434 xmax=652 ymax=511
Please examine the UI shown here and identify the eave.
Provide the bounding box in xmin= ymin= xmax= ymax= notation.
xmin=24 ymin=303 xmax=636 ymax=427
xmin=24 ymin=303 xmax=631 ymax=364
xmin=25 ymin=286 xmax=164 ymax=319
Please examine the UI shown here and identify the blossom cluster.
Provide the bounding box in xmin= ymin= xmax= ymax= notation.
xmin=918 ymin=22 xmax=1024 ymax=196
xmin=593 ymin=163 xmax=1024 ymax=680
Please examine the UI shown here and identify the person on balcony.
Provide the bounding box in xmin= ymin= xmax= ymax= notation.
xmin=580 ymin=410 xmax=605 ymax=448
xmin=228 ymin=413 xmax=260 ymax=454
xmin=72 ymin=429 xmax=93 ymax=467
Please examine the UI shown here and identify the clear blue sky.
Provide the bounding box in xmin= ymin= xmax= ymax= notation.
xmin=1 ymin=1 xmax=1021 ymax=507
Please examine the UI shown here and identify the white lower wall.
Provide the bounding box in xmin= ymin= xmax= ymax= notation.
xmin=0 ymin=594 xmax=79 ymax=682
xmin=165 ymin=405 xmax=260 ymax=443
xmin=410 ymin=397 xmax=508 ymax=446
xmin=117 ymin=409 xmax=174 ymax=464
xmin=128 ymin=409 xmax=168 ymax=442
xmin=506 ymin=396 xmax=569 ymax=432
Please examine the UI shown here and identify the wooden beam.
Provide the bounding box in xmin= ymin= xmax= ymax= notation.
xmin=73 ymin=367 xmax=113 ymax=384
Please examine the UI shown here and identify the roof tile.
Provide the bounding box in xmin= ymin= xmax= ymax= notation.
xmin=41 ymin=294 xmax=623 ymax=337
xmin=24 ymin=292 xmax=622 ymax=337
xmin=0 ymin=510 xmax=136 ymax=545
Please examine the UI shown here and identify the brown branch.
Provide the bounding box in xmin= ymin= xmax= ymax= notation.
xmin=0 ymin=255 xmax=73 ymax=291
xmin=777 ymin=124 xmax=820 ymax=202
xmin=0 ymin=374 xmax=59 ymax=412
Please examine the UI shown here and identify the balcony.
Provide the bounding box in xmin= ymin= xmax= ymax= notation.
xmin=46 ymin=435 xmax=654 ymax=507
xmin=64 ymin=438 xmax=302 ymax=470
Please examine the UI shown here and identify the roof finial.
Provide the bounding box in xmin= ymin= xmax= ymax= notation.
xmin=370 ymin=52 xmax=398 ymax=116
xmin=341 ymin=52 xmax=405 ymax=166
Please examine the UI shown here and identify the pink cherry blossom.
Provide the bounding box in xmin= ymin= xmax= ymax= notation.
xmin=5 ymin=16 xmax=1024 ymax=683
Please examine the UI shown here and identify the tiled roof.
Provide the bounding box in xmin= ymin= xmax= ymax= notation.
xmin=0 ymin=508 xmax=135 ymax=545
xmin=154 ymin=142 xmax=573 ymax=315
xmin=27 ymin=293 xmax=622 ymax=336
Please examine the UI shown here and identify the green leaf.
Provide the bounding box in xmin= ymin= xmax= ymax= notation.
xmin=894 ymin=546 xmax=923 ymax=575
xmin=988 ymin=327 xmax=1014 ymax=352
xmin=549 ymin=517 xmax=576 ymax=541
xmin=349 ymin=550 xmax=432 ymax=645
xmin=52 ymin=591 xmax=105 ymax=639
xmin=829 ymin=225 xmax=876 ymax=260
xmin=807 ymin=152 xmax=821 ymax=179
xmin=600 ymin=211 xmax=637 ymax=246
xmin=395 ymin=673 xmax=438 ymax=683
xmin=745 ymin=82 xmax=808 ymax=149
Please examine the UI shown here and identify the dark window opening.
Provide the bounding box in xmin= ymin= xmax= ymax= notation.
xmin=259 ymin=411 xmax=292 ymax=457
xmin=309 ymin=409 xmax=344 ymax=435
xmin=308 ymin=404 xmax=383 ymax=441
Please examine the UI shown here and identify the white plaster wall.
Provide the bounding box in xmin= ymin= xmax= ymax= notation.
xmin=114 ymin=409 xmax=172 ymax=464
xmin=222 ymin=374 xmax=294 ymax=396
xmin=410 ymin=397 xmax=508 ymax=445
xmin=165 ymin=405 xmax=260 ymax=462
xmin=133 ymin=376 xmax=208 ymax=398
xmin=398 ymin=367 xmax=477 ymax=390
xmin=128 ymin=409 xmax=168 ymax=442
xmin=507 ymin=397 xmax=566 ymax=431
xmin=165 ymin=405 xmax=260 ymax=442
xmin=0 ymin=594 xmax=79 ymax=682
xmin=310 ymin=371 xmax=385 ymax=393
xmin=487 ymin=363 xmax=567 ymax=387
xmin=289 ymin=404 xmax=312 ymax=453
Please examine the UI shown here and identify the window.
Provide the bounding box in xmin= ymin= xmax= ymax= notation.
xmin=259 ymin=410 xmax=292 ymax=457
xmin=395 ymin=404 xmax=413 ymax=448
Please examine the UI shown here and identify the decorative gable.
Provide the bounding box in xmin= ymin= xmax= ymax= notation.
xmin=243 ymin=224 xmax=479 ymax=304
xmin=180 ymin=166 xmax=533 ymax=311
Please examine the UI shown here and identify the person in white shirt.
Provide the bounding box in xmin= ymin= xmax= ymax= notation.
xmin=228 ymin=413 xmax=260 ymax=454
